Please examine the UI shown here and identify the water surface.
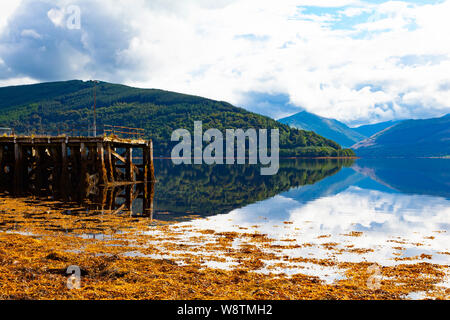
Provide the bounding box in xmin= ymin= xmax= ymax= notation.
xmin=1 ymin=158 xmax=449 ymax=287
xmin=149 ymin=158 xmax=450 ymax=283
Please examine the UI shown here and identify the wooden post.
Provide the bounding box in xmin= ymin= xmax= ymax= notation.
xmin=126 ymin=147 xmax=134 ymax=182
xmin=107 ymin=187 xmax=114 ymax=211
xmin=143 ymin=144 xmax=149 ymax=183
xmin=60 ymin=142 xmax=68 ymax=192
xmin=0 ymin=146 xmax=4 ymax=187
xmin=80 ymin=143 xmax=89 ymax=192
xmin=149 ymin=140 xmax=155 ymax=182
xmin=125 ymin=184 xmax=133 ymax=214
xmin=143 ymin=141 xmax=154 ymax=183
xmin=23 ymin=146 xmax=32 ymax=189
xmin=100 ymin=186 xmax=108 ymax=213
xmin=106 ymin=144 xmax=115 ymax=183
xmin=34 ymin=147 xmax=44 ymax=194
xmin=14 ymin=142 xmax=23 ymax=194
xmin=97 ymin=143 xmax=108 ymax=186
xmin=50 ymin=146 xmax=61 ymax=194
xmin=143 ymin=181 xmax=154 ymax=218
xmin=71 ymin=144 xmax=81 ymax=189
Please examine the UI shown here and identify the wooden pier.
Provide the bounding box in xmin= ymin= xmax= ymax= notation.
xmin=0 ymin=135 xmax=155 ymax=195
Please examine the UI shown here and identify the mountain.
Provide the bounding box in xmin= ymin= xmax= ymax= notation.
xmin=278 ymin=111 xmax=366 ymax=147
xmin=0 ymin=80 xmax=354 ymax=157
xmin=352 ymin=114 xmax=450 ymax=157
xmin=352 ymin=120 xmax=403 ymax=137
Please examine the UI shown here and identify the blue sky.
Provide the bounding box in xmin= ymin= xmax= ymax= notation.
xmin=0 ymin=0 xmax=449 ymax=126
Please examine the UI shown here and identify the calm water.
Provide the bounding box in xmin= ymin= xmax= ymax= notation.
xmin=2 ymin=157 xmax=449 ymax=286
xmin=151 ymin=158 xmax=450 ymax=285
xmin=152 ymin=158 xmax=450 ymax=219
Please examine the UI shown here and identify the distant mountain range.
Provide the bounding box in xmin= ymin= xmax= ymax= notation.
xmin=278 ymin=111 xmax=365 ymax=147
xmin=278 ymin=110 xmax=406 ymax=147
xmin=353 ymin=114 xmax=450 ymax=157
xmin=279 ymin=110 xmax=450 ymax=158
xmin=352 ymin=120 xmax=402 ymax=137
xmin=0 ymin=80 xmax=354 ymax=157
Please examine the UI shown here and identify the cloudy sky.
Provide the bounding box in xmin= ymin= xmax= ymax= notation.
xmin=0 ymin=0 xmax=449 ymax=126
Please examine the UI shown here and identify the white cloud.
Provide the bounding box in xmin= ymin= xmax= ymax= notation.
xmin=21 ymin=29 xmax=42 ymax=39
xmin=0 ymin=1 xmax=22 ymax=33
xmin=0 ymin=76 xmax=38 ymax=87
xmin=47 ymin=7 xmax=65 ymax=27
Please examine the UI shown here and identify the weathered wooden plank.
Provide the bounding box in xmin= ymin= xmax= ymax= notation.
xmin=111 ymin=150 xmax=126 ymax=163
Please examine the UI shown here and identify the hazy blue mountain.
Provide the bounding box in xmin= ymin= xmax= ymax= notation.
xmin=278 ymin=111 xmax=366 ymax=147
xmin=352 ymin=114 xmax=450 ymax=158
xmin=352 ymin=120 xmax=403 ymax=137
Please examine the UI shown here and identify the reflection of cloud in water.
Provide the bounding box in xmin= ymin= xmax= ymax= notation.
xmin=186 ymin=185 xmax=450 ymax=269
xmin=289 ymin=187 xmax=449 ymax=234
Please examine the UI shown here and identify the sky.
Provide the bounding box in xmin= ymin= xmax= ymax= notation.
xmin=0 ymin=0 xmax=449 ymax=126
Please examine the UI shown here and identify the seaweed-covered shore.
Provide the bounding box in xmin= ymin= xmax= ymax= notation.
xmin=0 ymin=196 xmax=448 ymax=300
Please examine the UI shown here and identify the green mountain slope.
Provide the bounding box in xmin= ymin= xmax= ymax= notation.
xmin=0 ymin=80 xmax=354 ymax=157
xmin=279 ymin=111 xmax=366 ymax=147
xmin=352 ymin=114 xmax=450 ymax=157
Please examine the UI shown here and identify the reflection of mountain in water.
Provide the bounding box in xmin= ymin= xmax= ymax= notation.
xmin=352 ymin=158 xmax=450 ymax=199
xmin=279 ymin=158 xmax=450 ymax=204
xmin=2 ymin=157 xmax=447 ymax=221
xmin=153 ymin=159 xmax=354 ymax=217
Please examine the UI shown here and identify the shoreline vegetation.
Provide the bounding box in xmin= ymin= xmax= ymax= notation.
xmin=0 ymin=195 xmax=448 ymax=300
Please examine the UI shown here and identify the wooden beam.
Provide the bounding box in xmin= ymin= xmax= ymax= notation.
xmin=111 ymin=150 xmax=126 ymax=163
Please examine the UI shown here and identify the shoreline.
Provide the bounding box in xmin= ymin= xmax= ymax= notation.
xmin=0 ymin=195 xmax=448 ymax=300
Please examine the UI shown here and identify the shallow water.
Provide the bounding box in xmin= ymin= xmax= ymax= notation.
xmin=148 ymin=158 xmax=450 ymax=284
xmin=1 ymin=158 xmax=449 ymax=291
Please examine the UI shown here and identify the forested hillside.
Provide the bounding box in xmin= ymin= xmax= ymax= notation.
xmin=0 ymin=80 xmax=354 ymax=157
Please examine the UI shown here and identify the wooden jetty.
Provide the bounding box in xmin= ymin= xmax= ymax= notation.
xmin=0 ymin=135 xmax=155 ymax=195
